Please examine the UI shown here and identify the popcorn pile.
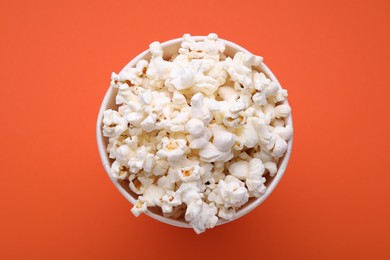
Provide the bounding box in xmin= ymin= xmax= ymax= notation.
xmin=102 ymin=33 xmax=292 ymax=233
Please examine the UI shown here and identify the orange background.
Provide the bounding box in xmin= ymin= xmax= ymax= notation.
xmin=1 ymin=0 xmax=390 ymax=259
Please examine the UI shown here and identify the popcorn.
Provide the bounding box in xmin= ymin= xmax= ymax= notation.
xmin=218 ymin=206 xmax=235 ymax=220
xmin=190 ymin=202 xmax=218 ymax=234
xmin=131 ymin=198 xmax=147 ymax=217
xmin=210 ymin=124 xmax=235 ymax=152
xmin=190 ymin=93 xmax=214 ymax=125
xmin=172 ymin=91 xmax=188 ymax=108
xmin=235 ymin=120 xmax=259 ymax=149
xmin=177 ymin=164 xmax=201 ymax=182
xmin=152 ymin=159 xmax=169 ymax=176
xmin=161 ymin=190 xmax=182 ymax=213
xmin=217 ymin=86 xmax=239 ymax=102
xmin=210 ymin=175 xmax=249 ymax=208
xmin=157 ymin=176 xmax=175 ymax=191
xmin=169 ymin=67 xmax=195 ymax=91
xmin=110 ymin=160 xmax=129 ymax=180
xmin=129 ymin=174 xmax=154 ymax=195
xmin=104 ymin=33 xmax=292 ymax=234
xmin=264 ymin=161 xmax=277 ymax=177
xmin=272 ymin=136 xmax=288 ymax=159
xmin=156 ymin=137 xmax=188 ymax=163
xmin=228 ymin=160 xmax=249 ymax=180
xmin=274 ymin=104 xmax=291 ymax=118
xmin=102 ymin=110 xmax=127 ymax=138
xmin=199 ymin=142 xmax=233 ymax=162
xmin=128 ymin=146 xmax=151 ymax=173
xmin=142 ymin=184 xmax=165 ymax=207
xmin=141 ymin=114 xmax=157 ymax=132
xmin=115 ymin=144 xmax=133 ymax=165
xmin=185 ymin=118 xmax=211 ymax=149
xmin=246 ymin=158 xmax=267 ymax=197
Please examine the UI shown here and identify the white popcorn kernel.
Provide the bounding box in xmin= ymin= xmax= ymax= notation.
xmin=199 ymin=162 xmax=213 ymax=183
xmin=192 ymin=75 xmax=220 ymax=96
xmin=116 ymin=83 xmax=132 ymax=105
xmin=124 ymin=135 xmax=138 ymax=149
xmin=274 ymin=104 xmax=291 ymax=118
xmin=223 ymin=52 xmax=262 ymax=91
xmin=157 ymin=176 xmax=175 ymax=191
xmin=115 ymin=145 xmax=132 ymax=165
xmin=142 ymin=184 xmax=165 ymax=207
xmin=272 ymin=136 xmax=288 ymax=159
xmin=228 ymin=161 xmax=249 ymax=180
xmin=246 ymin=178 xmax=266 ymax=198
xmin=207 ymin=33 xmax=218 ymax=40
xmin=139 ymin=89 xmax=153 ymax=105
xmin=178 ymin=164 xmax=201 ymax=182
xmin=185 ymin=115 xmax=212 ymax=150
xmin=210 ymin=124 xmax=235 ymax=152
xmin=223 ymin=111 xmax=246 ymax=128
xmin=239 ymin=151 xmax=252 ymax=161
xmin=185 ymin=199 xmax=203 ymax=222
xmin=275 ymin=88 xmax=288 ymax=102
xmin=118 ymin=67 xmax=143 ymax=86
xmin=246 ymin=158 xmax=267 ymax=197
xmin=271 ymin=118 xmax=285 ymax=127
xmin=199 ymin=142 xmax=233 ymax=163
xmin=252 ymin=118 xmax=275 ymax=149
xmin=110 ymin=72 xmax=120 ymax=88
xmin=236 ymin=121 xmax=259 ymax=149
xmin=217 ymin=86 xmax=238 ymax=102
xmin=102 ymin=109 xmax=128 ymax=138
xmin=185 ymin=118 xmax=205 ymax=137
xmin=174 ymin=182 xmax=204 ymax=222
xmin=156 ymin=137 xmax=187 ymax=163
xmin=136 ymin=60 xmax=149 ymax=72
xmin=187 ymin=128 xmax=211 ymax=149
xmin=190 ymin=202 xmax=218 ymax=234
xmin=262 ymin=103 xmax=275 ymax=123
xmin=265 ymin=82 xmax=279 ymax=97
xmin=110 ymin=160 xmax=129 ymax=180
xmin=169 ymin=67 xmax=195 ymax=90
xmin=207 ymin=62 xmax=228 ymax=86
xmin=163 ymin=204 xmax=187 ymax=219
xmin=253 ymin=149 xmax=273 ymax=163
xmin=205 ymin=98 xmax=220 ymax=112
xmin=150 ymin=41 xmax=163 ymax=57
xmin=169 ymin=110 xmax=190 ymax=133
xmin=107 ymin=138 xmax=121 ymax=159
xmin=213 ymin=131 xmax=235 ymax=152
xmin=218 ymin=207 xmax=236 ymax=221
xmin=253 ymin=72 xmax=271 ymax=91
xmin=128 ymin=146 xmax=149 ymax=173
xmin=143 ymin=153 xmax=155 ymax=173
xmin=248 ymin=158 xmax=265 ymax=179
xmin=152 ymin=158 xmax=169 ymax=176
xmin=172 ymin=91 xmax=188 ymax=108
xmin=273 ymin=125 xmax=293 ymax=141
xmin=218 ymin=175 xmax=249 ymax=208
xmin=128 ymin=127 xmax=143 ymax=137
xmin=229 ymin=100 xmax=246 ymax=113
xmin=252 ymin=92 xmax=267 ymax=106
xmin=129 ymin=174 xmax=154 ymax=195
xmin=161 ymin=191 xmax=182 ymax=213
xmin=190 ymin=93 xmax=213 ymax=124
xmin=264 ymin=161 xmax=277 ymax=177
xmin=126 ymin=112 xmax=145 ymax=127
xmin=131 ymin=198 xmax=147 ymax=217
xmin=141 ymin=114 xmax=157 ymax=132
